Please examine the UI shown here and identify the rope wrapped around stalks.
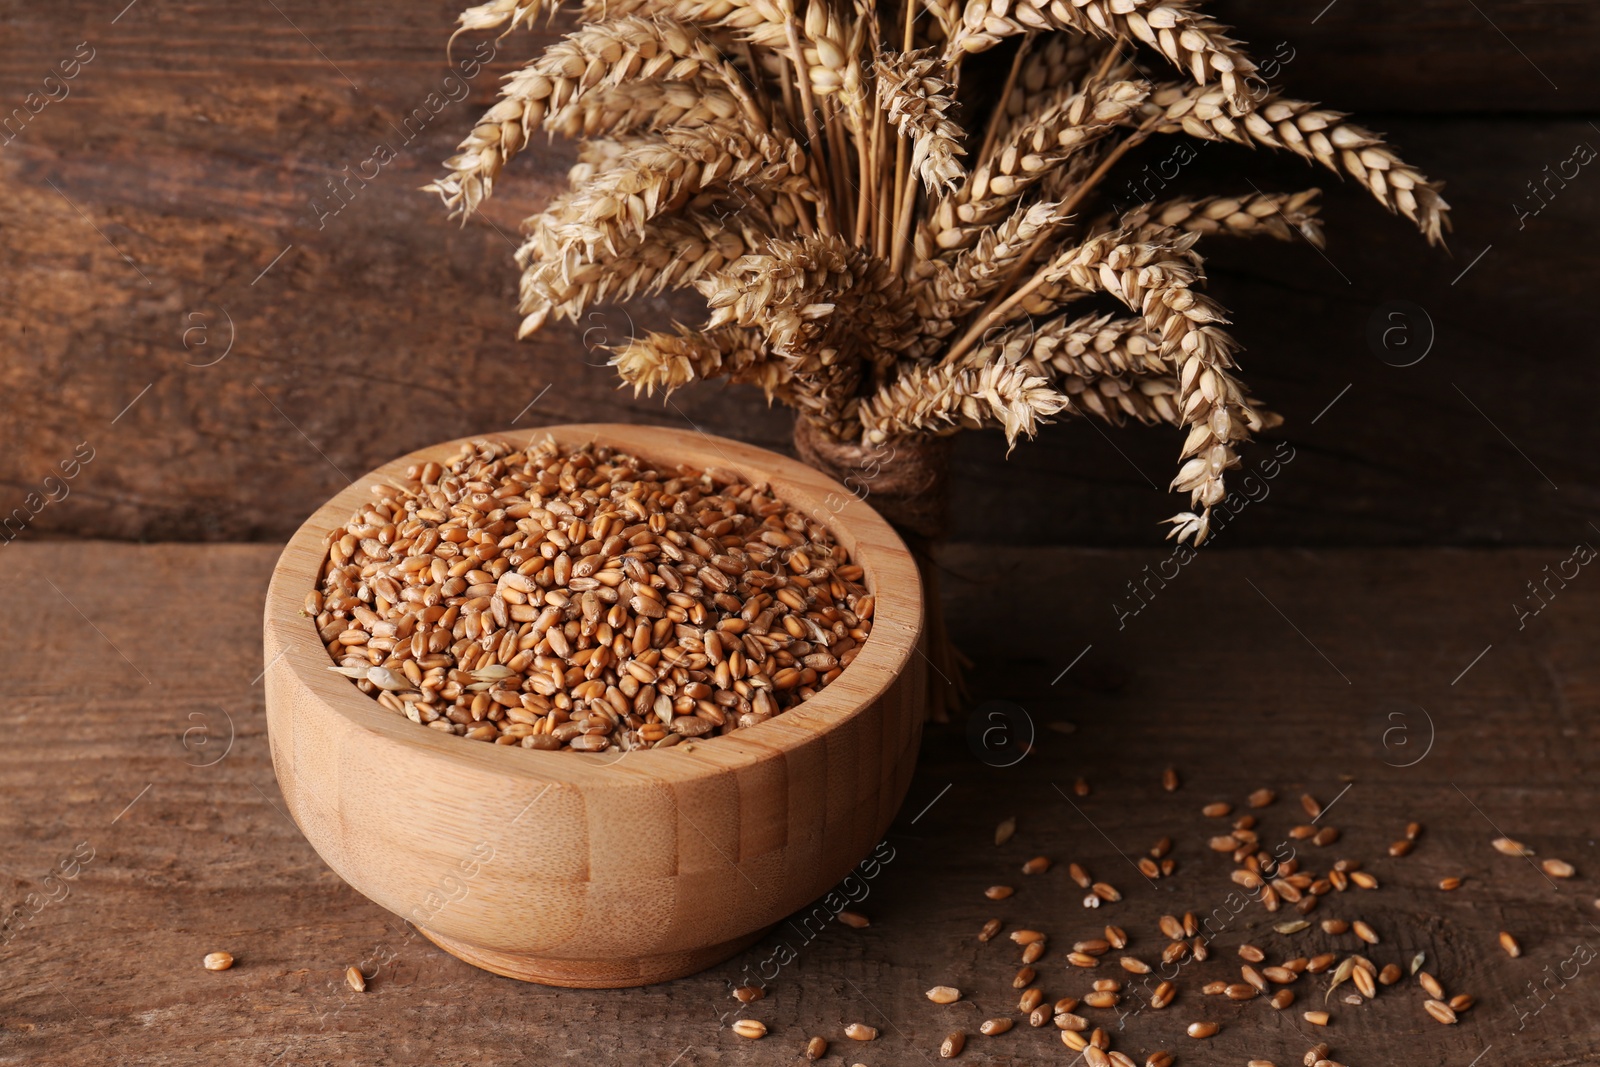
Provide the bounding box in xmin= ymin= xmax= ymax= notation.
xmin=793 ymin=415 xmax=964 ymax=719
xmin=429 ymin=0 xmax=1449 ymax=721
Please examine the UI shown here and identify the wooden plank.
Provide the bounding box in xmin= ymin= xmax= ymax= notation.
xmin=0 ymin=543 xmax=1595 ymax=1064
xmin=1212 ymin=0 xmax=1589 ymax=112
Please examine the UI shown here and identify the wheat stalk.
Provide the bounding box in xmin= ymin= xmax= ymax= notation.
xmin=432 ymin=0 xmax=1450 ymax=542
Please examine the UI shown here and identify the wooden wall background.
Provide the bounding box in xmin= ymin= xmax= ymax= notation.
xmin=1 ymin=1 xmax=1595 ymax=546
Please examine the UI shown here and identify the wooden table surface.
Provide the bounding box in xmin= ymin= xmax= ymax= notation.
xmin=1 ymin=542 xmax=1596 ymax=1066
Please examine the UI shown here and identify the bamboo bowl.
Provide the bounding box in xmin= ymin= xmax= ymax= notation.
xmin=264 ymin=424 xmax=924 ymax=987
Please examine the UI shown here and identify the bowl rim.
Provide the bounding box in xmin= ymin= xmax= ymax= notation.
xmin=265 ymin=422 xmax=924 ymax=788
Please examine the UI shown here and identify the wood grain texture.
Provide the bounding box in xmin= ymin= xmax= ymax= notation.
xmin=1211 ymin=0 xmax=1594 ymax=112
xmin=2 ymin=542 xmax=1597 ymax=1063
xmin=0 ymin=3 xmax=1595 ymax=548
xmin=264 ymin=424 xmax=925 ymax=986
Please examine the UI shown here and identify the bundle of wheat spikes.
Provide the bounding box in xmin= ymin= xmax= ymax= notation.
xmin=428 ymin=0 xmax=1447 ymax=709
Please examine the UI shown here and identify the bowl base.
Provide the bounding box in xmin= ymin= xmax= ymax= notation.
xmin=415 ymin=924 xmax=769 ymax=988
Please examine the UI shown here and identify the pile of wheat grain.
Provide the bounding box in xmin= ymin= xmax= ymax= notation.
xmin=309 ymin=436 xmax=873 ymax=751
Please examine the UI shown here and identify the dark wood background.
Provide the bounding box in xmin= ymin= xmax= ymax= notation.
xmin=1 ymin=0 xmax=1596 ymax=547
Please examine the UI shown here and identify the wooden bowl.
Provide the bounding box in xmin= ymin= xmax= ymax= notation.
xmin=263 ymin=424 xmax=924 ymax=987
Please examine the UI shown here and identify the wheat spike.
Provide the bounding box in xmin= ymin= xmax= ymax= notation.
xmin=989 ymin=311 xmax=1166 ymax=379
xmin=949 ymin=0 xmax=1257 ymax=110
xmin=516 ymin=210 xmax=759 ymax=335
xmin=436 ymin=0 xmax=1450 ymax=535
xmin=453 ymin=0 xmax=561 ymax=37
xmin=929 ymin=78 xmax=1147 ymax=252
xmin=428 ymin=17 xmax=767 ymax=219
xmin=1003 ymin=36 xmax=1105 ymax=132
xmin=699 ymin=232 xmax=912 ymax=433
xmin=980 ymin=227 xmax=1263 ymax=513
xmin=1142 ymin=83 xmax=1450 ymax=244
xmin=860 ymin=358 xmax=1069 ymax=445
xmin=611 ymin=325 xmax=789 ymax=399
xmin=527 ymin=123 xmax=813 ymax=262
xmin=1114 ymin=190 xmax=1324 ymax=247
xmin=876 ymin=49 xmax=967 ymax=191
xmin=916 ymin=199 xmax=1068 ymax=350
